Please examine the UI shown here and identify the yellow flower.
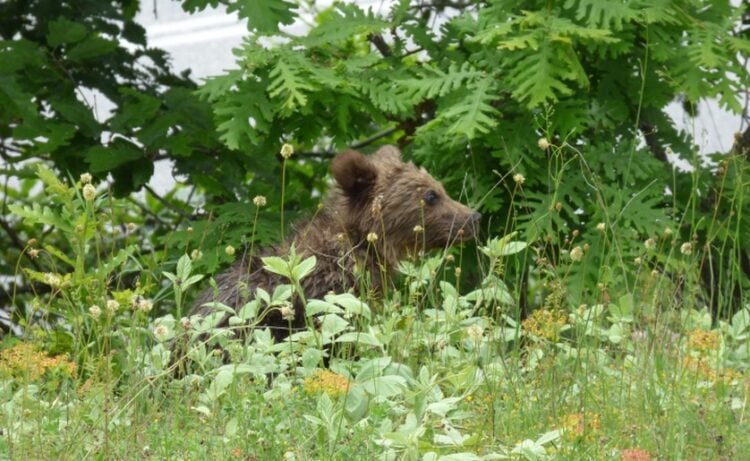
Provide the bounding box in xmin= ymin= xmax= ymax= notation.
xmin=687 ymin=329 xmax=720 ymax=353
xmin=522 ymin=309 xmax=567 ymax=341
xmin=367 ymin=232 xmax=378 ymax=243
xmin=0 ymin=343 xmax=76 ymax=381
xmin=560 ymin=411 xmax=601 ymax=441
xmin=225 ymin=245 xmax=236 ymax=256
xmin=303 ymin=369 xmax=351 ymax=397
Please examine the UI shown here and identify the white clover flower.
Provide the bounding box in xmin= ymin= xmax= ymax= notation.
xmin=366 ymin=232 xmax=378 ymax=243
xmin=133 ymin=296 xmax=153 ymax=312
xmin=89 ymin=305 xmax=101 ymax=319
xmin=106 ymin=299 xmax=120 ymax=313
xmin=253 ymin=195 xmax=267 ymax=207
xmin=225 ymin=245 xmax=236 ymax=256
xmin=44 ymin=273 xmax=62 ymax=288
xmin=569 ymin=246 xmax=583 ymax=262
xmin=680 ymin=242 xmax=693 ymax=255
xmin=538 ymin=137 xmax=550 ymax=150
xmin=467 ymin=324 xmax=484 ymax=341
xmin=82 ymin=183 xmax=96 ymax=201
xmin=153 ymin=324 xmax=170 ymax=342
xmin=513 ymin=173 xmax=526 ymax=185
xmin=280 ymin=303 xmax=295 ymax=321
xmin=280 ymin=143 xmax=294 ymax=159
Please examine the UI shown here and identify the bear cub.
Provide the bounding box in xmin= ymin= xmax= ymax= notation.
xmin=190 ymin=145 xmax=481 ymax=341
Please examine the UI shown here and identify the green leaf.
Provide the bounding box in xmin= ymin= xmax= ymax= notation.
xmin=67 ymin=35 xmax=117 ymax=61
xmin=227 ymin=0 xmax=296 ymax=34
xmin=47 ymin=18 xmax=88 ymax=46
xmin=358 ymin=375 xmax=407 ymax=398
xmin=85 ymin=142 xmax=143 ymax=173
xmin=9 ymin=202 xmax=73 ymax=233
xmin=268 ymin=58 xmax=316 ymax=115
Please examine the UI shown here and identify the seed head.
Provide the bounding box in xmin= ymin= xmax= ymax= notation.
xmin=413 ymin=225 xmax=423 ymax=234
xmin=644 ymin=238 xmax=656 ymax=250
xmin=538 ymin=137 xmax=550 ymax=150
xmin=280 ymin=303 xmax=295 ymax=321
xmin=191 ymin=249 xmax=202 ymax=260
xmin=680 ymin=242 xmax=693 ymax=255
xmin=596 ymin=222 xmax=606 ymax=232
xmin=513 ymin=173 xmax=526 ymax=185
xmin=366 ymin=232 xmax=378 ymax=243
xmin=225 ymin=245 xmax=236 ymax=256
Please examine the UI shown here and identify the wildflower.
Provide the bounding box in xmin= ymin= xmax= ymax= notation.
xmin=454 ymin=267 xmax=462 ymax=277
xmin=133 ymin=296 xmax=153 ymax=312
xmin=106 ymin=299 xmax=120 ymax=313
xmin=126 ymin=222 xmax=137 ymax=233
xmin=366 ymin=232 xmax=378 ymax=243
xmin=187 ymin=226 xmax=194 ymax=234
xmin=191 ymin=249 xmax=203 ymax=260
xmin=445 ymin=254 xmax=454 ymax=263
xmin=664 ymin=227 xmax=673 ymax=238
xmin=538 ymin=137 xmax=550 ymax=150
xmin=680 ymin=242 xmax=693 ymax=255
xmin=569 ymin=246 xmax=583 ymax=262
xmin=644 ymin=238 xmax=656 ymax=250
xmin=0 ymin=343 xmax=76 ymax=381
xmin=634 ymin=257 xmax=642 ymax=265
xmin=153 ymin=325 xmax=171 ymax=342
xmin=44 ymin=273 xmax=62 ymax=288
xmin=253 ymin=195 xmax=267 ymax=207
xmin=687 ymin=329 xmax=720 ymax=353
xmin=560 ymin=411 xmax=601 ymax=441
xmin=82 ymin=183 xmax=96 ymax=201
xmin=89 ymin=305 xmax=102 ymax=319
xmin=180 ymin=317 xmax=192 ymax=330
xmin=467 ymin=324 xmax=484 ymax=341
xmin=28 ymin=248 xmax=39 ymax=259
xmin=225 ymin=245 xmax=236 ymax=256
xmin=522 ymin=309 xmax=567 ymax=341
xmin=303 ymin=369 xmax=351 ymax=397
xmin=279 ymin=303 xmax=295 ymax=321
xmin=413 ymin=225 xmax=423 ymax=234
xmin=27 ymin=238 xmax=38 ymax=246
xmin=596 ymin=222 xmax=606 ymax=232
xmin=620 ymin=448 xmax=652 ymax=461
xmin=512 ymin=173 xmax=525 ymax=185
xmin=280 ymin=143 xmax=294 ymax=159
xmin=80 ymin=172 xmax=93 ymax=184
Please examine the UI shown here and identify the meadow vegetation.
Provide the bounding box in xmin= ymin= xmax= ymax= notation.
xmin=2 ymin=0 xmax=750 ymax=459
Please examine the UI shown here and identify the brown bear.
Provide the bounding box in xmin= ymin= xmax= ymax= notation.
xmin=189 ymin=145 xmax=480 ymax=342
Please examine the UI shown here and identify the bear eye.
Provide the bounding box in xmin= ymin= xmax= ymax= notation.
xmin=424 ymin=190 xmax=439 ymax=206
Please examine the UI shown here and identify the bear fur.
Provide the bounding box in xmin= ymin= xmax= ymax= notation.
xmin=189 ymin=145 xmax=480 ymax=342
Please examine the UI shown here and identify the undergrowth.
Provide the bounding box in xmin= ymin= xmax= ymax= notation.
xmin=2 ymin=153 xmax=750 ymax=461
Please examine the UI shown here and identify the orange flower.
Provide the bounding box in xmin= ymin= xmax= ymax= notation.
xmin=620 ymin=447 xmax=652 ymax=461
xmin=303 ymin=369 xmax=351 ymax=397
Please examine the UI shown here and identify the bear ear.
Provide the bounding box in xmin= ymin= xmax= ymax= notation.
xmin=331 ymin=149 xmax=378 ymax=202
xmin=372 ymin=145 xmax=402 ymax=165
